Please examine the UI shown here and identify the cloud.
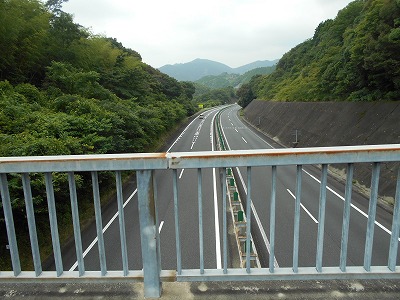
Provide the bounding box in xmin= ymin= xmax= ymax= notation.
xmin=62 ymin=0 xmax=354 ymax=68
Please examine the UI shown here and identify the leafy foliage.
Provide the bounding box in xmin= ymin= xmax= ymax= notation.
xmin=248 ymin=0 xmax=400 ymax=102
xmin=193 ymin=84 xmax=237 ymax=107
xmin=195 ymin=66 xmax=276 ymax=89
xmin=0 ymin=0 xmax=196 ymax=227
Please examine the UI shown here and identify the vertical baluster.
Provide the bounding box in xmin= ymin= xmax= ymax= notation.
xmin=173 ymin=169 xmax=182 ymax=275
xmin=293 ymin=165 xmax=302 ymax=273
xmin=0 ymin=173 xmax=21 ymax=276
xmin=388 ymin=168 xmax=400 ymax=271
xmin=198 ymin=168 xmax=204 ymax=274
xmin=115 ymin=171 xmax=128 ymax=276
xmin=246 ymin=166 xmax=252 ymax=273
xmin=363 ymin=162 xmax=380 ymax=271
xmin=269 ymin=166 xmax=277 ymax=273
xmin=340 ymin=163 xmax=354 ymax=272
xmin=44 ymin=172 xmax=63 ymax=276
xmin=222 ymin=167 xmax=227 ymax=274
xmin=153 ymin=172 xmax=162 ymax=276
xmin=91 ymin=171 xmax=107 ymax=275
xmin=68 ymin=172 xmax=85 ymax=276
xmin=137 ymin=170 xmax=161 ymax=298
xmin=22 ymin=173 xmax=42 ymax=276
xmin=316 ymin=164 xmax=328 ymax=272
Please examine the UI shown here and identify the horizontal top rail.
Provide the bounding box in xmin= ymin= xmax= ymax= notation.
xmin=168 ymin=144 xmax=400 ymax=168
xmin=0 ymin=153 xmax=168 ymax=173
xmin=0 ymin=144 xmax=399 ymax=173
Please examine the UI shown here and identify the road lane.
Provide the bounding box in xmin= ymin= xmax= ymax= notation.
xmin=65 ymin=107 xmax=226 ymax=272
xmin=219 ymin=104 xmax=397 ymax=268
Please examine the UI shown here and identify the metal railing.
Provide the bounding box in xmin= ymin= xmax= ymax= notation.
xmin=1 ymin=145 xmax=400 ymax=298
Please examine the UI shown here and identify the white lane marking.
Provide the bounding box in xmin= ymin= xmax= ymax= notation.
xmin=302 ymin=169 xmax=400 ymax=241
xmin=158 ymin=221 xmax=165 ymax=233
xmin=219 ymin=111 xmax=279 ymax=267
xmin=242 ymin=137 xmax=248 ymax=144
xmin=69 ymin=110 xmax=215 ymax=271
xmin=69 ymin=189 xmax=138 ymax=271
xmin=211 ymin=111 xmax=222 ymax=269
xmin=179 ymin=169 xmax=185 ymax=179
xmin=167 ymin=116 xmax=200 ymax=152
xmin=235 ymin=168 xmax=280 ymax=268
xmin=231 ymin=122 xmax=234 ymax=126
xmin=287 ymin=189 xmax=319 ymax=224
xmin=235 ymin=128 xmax=239 ymax=133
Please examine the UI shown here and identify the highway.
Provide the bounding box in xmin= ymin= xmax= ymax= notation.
xmin=60 ymin=104 xmax=398 ymax=273
xmin=62 ymin=107 xmax=225 ymax=272
xmin=219 ymin=104 xmax=397 ymax=268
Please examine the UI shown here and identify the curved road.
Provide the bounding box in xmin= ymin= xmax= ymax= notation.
xmin=59 ymin=104 xmax=397 ymax=273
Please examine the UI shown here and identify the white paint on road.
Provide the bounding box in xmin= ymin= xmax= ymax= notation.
xmin=211 ymin=111 xmax=222 ymax=269
xmin=286 ymin=189 xmax=319 ymax=224
xmin=219 ymin=113 xmax=279 ymax=268
xmin=302 ymin=169 xmax=400 ymax=241
xmin=69 ymin=189 xmax=138 ymax=271
xmin=179 ymin=169 xmax=185 ymax=179
xmin=242 ymin=137 xmax=248 ymax=144
xmin=158 ymin=221 xmax=165 ymax=233
xmin=235 ymin=167 xmax=280 ymax=268
xmin=235 ymin=128 xmax=238 ymax=133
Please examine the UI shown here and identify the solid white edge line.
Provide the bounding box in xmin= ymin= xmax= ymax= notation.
xmin=219 ymin=108 xmax=279 ymax=268
xmin=286 ymin=188 xmax=319 ymax=224
xmin=211 ymin=111 xmax=222 ymax=269
xmin=71 ymin=108 xmax=225 ymax=272
xmin=69 ymin=189 xmax=138 ymax=271
xmin=235 ymin=167 xmax=280 ymax=268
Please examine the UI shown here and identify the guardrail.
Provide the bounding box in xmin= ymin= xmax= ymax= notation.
xmin=1 ymin=145 xmax=400 ymax=298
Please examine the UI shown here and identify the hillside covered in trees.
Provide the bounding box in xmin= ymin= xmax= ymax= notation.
xmin=0 ymin=0 xmax=196 ymax=157
xmin=0 ymin=0 xmax=199 ymax=270
xmin=238 ymin=0 xmax=400 ymax=106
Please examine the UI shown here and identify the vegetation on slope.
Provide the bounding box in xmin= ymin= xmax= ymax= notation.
xmin=0 ymin=0 xmax=196 ymax=269
xmin=195 ymin=66 xmax=276 ymax=89
xmin=238 ymin=0 xmax=400 ymax=107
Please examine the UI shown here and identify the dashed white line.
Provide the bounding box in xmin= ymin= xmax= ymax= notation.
xmin=235 ymin=128 xmax=239 ymax=133
xmin=302 ymin=169 xmax=400 ymax=241
xmin=286 ymin=188 xmax=319 ymax=224
xmin=242 ymin=137 xmax=248 ymax=144
xmin=179 ymin=169 xmax=185 ymax=179
xmin=158 ymin=221 xmax=165 ymax=233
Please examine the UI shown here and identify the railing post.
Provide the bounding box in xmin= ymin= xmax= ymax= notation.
xmin=137 ymin=170 xmax=162 ymax=298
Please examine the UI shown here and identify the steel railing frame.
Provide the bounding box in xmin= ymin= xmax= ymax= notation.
xmin=1 ymin=144 xmax=400 ymax=298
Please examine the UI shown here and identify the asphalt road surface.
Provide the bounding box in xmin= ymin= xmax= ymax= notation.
xmin=219 ymin=104 xmax=398 ymax=268
xmin=59 ymin=104 xmax=398 ymax=273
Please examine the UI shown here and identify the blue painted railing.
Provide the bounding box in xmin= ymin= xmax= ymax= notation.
xmin=0 ymin=145 xmax=400 ymax=298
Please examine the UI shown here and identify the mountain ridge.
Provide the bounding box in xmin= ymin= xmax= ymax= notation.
xmin=159 ymin=58 xmax=278 ymax=81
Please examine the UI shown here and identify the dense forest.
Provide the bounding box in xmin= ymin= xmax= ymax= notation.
xmin=194 ymin=66 xmax=276 ymax=89
xmin=0 ymin=0 xmax=198 ymax=269
xmin=0 ymin=0 xmax=197 ymax=157
xmin=238 ymin=0 xmax=400 ymax=107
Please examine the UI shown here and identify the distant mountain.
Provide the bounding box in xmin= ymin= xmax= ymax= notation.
xmin=159 ymin=58 xmax=278 ymax=81
xmin=195 ymin=66 xmax=276 ymax=89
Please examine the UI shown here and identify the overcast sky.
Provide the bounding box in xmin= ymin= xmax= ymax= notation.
xmin=62 ymin=0 xmax=354 ymax=68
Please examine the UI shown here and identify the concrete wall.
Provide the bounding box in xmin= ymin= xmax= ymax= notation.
xmin=243 ymin=100 xmax=400 ymax=200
